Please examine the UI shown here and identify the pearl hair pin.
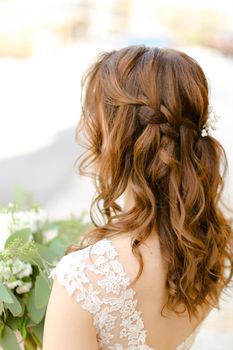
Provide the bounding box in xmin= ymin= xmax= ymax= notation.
xmin=201 ymin=106 xmax=221 ymax=137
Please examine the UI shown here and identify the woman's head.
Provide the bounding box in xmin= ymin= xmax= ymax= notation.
xmin=79 ymin=46 xmax=209 ymax=169
xmin=69 ymin=46 xmax=233 ymax=320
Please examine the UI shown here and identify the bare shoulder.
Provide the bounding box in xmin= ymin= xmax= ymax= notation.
xmin=107 ymin=233 xmax=164 ymax=280
xmin=109 ymin=232 xmax=163 ymax=261
xmin=43 ymin=277 xmax=98 ymax=350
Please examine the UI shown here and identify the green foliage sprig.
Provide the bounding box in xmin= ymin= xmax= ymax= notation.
xmin=0 ymin=193 xmax=92 ymax=350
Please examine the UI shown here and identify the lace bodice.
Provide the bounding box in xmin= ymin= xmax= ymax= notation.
xmin=48 ymin=238 xmax=203 ymax=350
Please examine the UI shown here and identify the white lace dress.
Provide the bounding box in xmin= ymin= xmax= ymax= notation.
xmin=48 ymin=238 xmax=203 ymax=350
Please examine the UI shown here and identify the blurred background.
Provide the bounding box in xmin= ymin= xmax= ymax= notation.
xmin=0 ymin=0 xmax=233 ymax=348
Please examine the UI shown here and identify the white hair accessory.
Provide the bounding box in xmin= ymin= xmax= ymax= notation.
xmin=201 ymin=106 xmax=221 ymax=137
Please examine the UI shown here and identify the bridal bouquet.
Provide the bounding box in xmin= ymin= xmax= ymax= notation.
xmin=0 ymin=201 xmax=91 ymax=350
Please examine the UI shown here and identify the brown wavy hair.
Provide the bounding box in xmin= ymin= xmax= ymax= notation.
xmin=66 ymin=46 xmax=233 ymax=320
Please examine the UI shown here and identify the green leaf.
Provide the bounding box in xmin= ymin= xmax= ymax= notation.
xmin=0 ymin=324 xmax=21 ymax=350
xmin=26 ymin=288 xmax=46 ymax=324
xmin=31 ymin=319 xmax=44 ymax=344
xmin=35 ymin=243 xmax=57 ymax=263
xmin=21 ymin=324 xmax=27 ymax=340
xmin=4 ymin=228 xmax=31 ymax=250
xmin=17 ymin=318 xmax=27 ymax=339
xmin=33 ymin=230 xmax=44 ymax=244
xmin=14 ymin=186 xmax=27 ymax=209
xmin=0 ymin=319 xmax=4 ymax=337
xmin=4 ymin=289 xmax=23 ymax=317
xmin=2 ymin=238 xmax=44 ymax=268
xmin=5 ymin=316 xmax=18 ymax=331
xmin=35 ymin=271 xmax=51 ymax=309
xmin=0 ymin=282 xmax=14 ymax=304
xmin=48 ymin=238 xmax=65 ymax=256
xmin=26 ymin=318 xmax=36 ymax=327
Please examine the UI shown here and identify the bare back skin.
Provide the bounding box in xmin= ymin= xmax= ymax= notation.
xmin=110 ymin=232 xmax=212 ymax=350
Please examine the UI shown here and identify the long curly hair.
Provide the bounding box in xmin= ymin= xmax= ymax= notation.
xmin=66 ymin=45 xmax=233 ymax=321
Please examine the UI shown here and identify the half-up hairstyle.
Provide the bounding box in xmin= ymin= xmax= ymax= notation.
xmin=66 ymin=46 xmax=233 ymax=321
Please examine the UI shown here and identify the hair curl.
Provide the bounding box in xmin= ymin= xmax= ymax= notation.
xmin=66 ymin=46 xmax=233 ymax=321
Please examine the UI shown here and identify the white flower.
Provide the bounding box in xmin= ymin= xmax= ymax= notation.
xmin=42 ymin=228 xmax=59 ymax=244
xmin=12 ymin=259 xmax=26 ymax=275
xmin=5 ymin=258 xmax=13 ymax=266
xmin=16 ymin=264 xmax=33 ymax=279
xmin=201 ymin=129 xmax=208 ymax=137
xmin=0 ymin=266 xmax=12 ymax=280
xmin=16 ymin=281 xmax=32 ymax=294
xmin=0 ymin=206 xmax=48 ymax=252
xmin=0 ymin=258 xmax=33 ymax=294
xmin=201 ymin=106 xmax=221 ymax=137
xmin=5 ymin=279 xmax=23 ymax=289
xmin=8 ymin=202 xmax=15 ymax=209
xmin=10 ymin=208 xmax=48 ymax=233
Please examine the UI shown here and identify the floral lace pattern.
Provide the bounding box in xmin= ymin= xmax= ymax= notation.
xmin=48 ymin=238 xmax=202 ymax=350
